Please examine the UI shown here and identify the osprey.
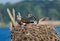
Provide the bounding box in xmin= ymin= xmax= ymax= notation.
xmin=17 ymin=12 xmax=34 ymax=25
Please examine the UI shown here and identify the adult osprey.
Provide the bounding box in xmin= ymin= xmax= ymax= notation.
xmin=17 ymin=13 xmax=34 ymax=25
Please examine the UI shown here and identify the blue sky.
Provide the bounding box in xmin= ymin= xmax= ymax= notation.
xmin=0 ymin=0 xmax=22 ymax=4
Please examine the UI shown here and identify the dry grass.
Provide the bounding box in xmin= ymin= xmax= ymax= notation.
xmin=11 ymin=24 xmax=60 ymax=41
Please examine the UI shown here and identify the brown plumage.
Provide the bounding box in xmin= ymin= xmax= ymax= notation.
xmin=20 ymin=18 xmax=34 ymax=23
xmin=17 ymin=13 xmax=34 ymax=25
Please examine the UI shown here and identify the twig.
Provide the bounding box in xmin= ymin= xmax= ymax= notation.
xmin=7 ymin=8 xmax=16 ymax=27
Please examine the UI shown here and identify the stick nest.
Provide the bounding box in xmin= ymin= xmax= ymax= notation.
xmin=11 ymin=24 xmax=60 ymax=41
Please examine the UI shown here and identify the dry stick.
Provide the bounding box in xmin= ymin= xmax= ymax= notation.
xmin=7 ymin=8 xmax=16 ymax=27
xmin=10 ymin=22 xmax=13 ymax=31
xmin=10 ymin=8 xmax=16 ymax=31
xmin=12 ymin=8 xmax=15 ymax=21
xmin=9 ymin=8 xmax=15 ymax=31
xmin=10 ymin=8 xmax=15 ymax=31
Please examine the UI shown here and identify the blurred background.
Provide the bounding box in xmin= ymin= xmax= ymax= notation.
xmin=0 ymin=0 xmax=60 ymax=26
xmin=0 ymin=0 xmax=60 ymax=41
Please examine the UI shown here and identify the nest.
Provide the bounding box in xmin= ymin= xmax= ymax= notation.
xmin=11 ymin=24 xmax=60 ymax=41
